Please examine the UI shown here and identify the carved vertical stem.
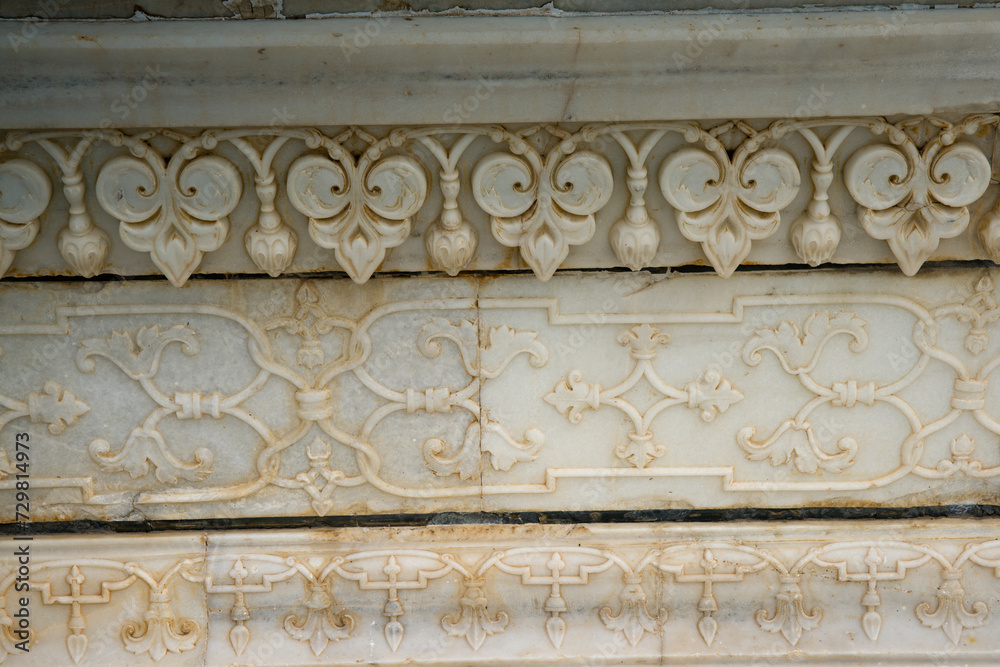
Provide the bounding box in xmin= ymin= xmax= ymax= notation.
xmin=790 ymin=126 xmax=853 ymax=267
xmin=421 ymin=134 xmax=478 ymax=276
xmin=609 ymin=130 xmax=664 ymax=270
xmin=58 ymin=168 xmax=111 ymax=278
xmin=237 ymin=136 xmax=298 ymax=277
xmin=33 ymin=137 xmax=111 ymax=278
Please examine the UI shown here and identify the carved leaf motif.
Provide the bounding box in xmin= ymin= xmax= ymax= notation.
xmin=544 ymin=371 xmax=601 ymax=424
xmin=66 ymin=631 xmax=87 ymax=664
xmin=418 ymin=319 xmax=549 ymax=379
xmin=283 ymin=582 xmax=355 ymax=657
xmin=845 ymin=141 xmax=991 ymax=275
xmin=441 ymin=583 xmax=509 ymax=652
xmin=96 ymin=154 xmax=241 ymax=287
xmin=743 ymin=312 xmax=869 ymax=373
xmin=915 ymin=575 xmax=988 ymax=645
xmin=26 ymin=382 xmax=89 ymax=435
xmin=78 ymin=325 xmax=199 ymax=380
xmin=685 ymin=370 xmax=744 ymax=422
xmin=287 ymin=153 xmax=427 ymax=283
xmin=659 ymin=146 xmax=800 ymax=277
xmin=738 ymin=422 xmax=858 ymax=475
xmin=418 ymin=318 xmax=478 ymax=376
xmin=544 ymin=615 xmax=566 ymax=649
xmin=756 ymin=579 xmax=822 ymax=646
xmin=228 ymin=622 xmax=250 ymax=657
xmin=424 ymin=421 xmax=544 ymax=480
xmin=90 ymin=427 xmax=214 ymax=483
xmin=480 ymin=325 xmax=549 ymax=378
xmin=424 ymin=423 xmax=482 ymax=481
xmin=122 ymin=609 xmax=200 ymax=661
xmin=473 ymin=151 xmax=613 ymax=280
xmin=483 ymin=424 xmax=544 ymax=472
xmin=599 ymin=579 xmax=667 ymax=647
xmin=0 ymin=159 xmax=51 ymax=278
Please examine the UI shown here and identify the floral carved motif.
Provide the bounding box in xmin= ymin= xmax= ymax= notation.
xmin=2 ymin=118 xmax=996 ymax=284
xmin=658 ymin=122 xmax=801 ymax=277
xmin=1 ymin=271 xmax=1000 ymax=517
xmin=546 ymin=324 xmax=742 ymax=468
xmin=2 ymin=524 xmax=999 ymax=663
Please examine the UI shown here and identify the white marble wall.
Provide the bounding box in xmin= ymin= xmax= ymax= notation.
xmin=3 ymin=8 xmax=999 ymax=667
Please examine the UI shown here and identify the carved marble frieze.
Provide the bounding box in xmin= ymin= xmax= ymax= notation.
xmin=1 ymin=520 xmax=999 ymax=665
xmin=2 ymin=267 xmax=999 ymax=521
xmin=1 ymin=116 xmax=999 ymax=286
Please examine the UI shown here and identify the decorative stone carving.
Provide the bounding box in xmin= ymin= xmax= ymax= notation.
xmin=0 ymin=159 xmax=50 ymax=277
xmin=472 ymin=140 xmax=613 ymax=280
xmin=1 ymin=117 xmax=998 ymax=283
xmin=285 ymin=128 xmax=429 ymax=283
xmin=0 ymin=267 xmax=998 ymax=521
xmin=658 ymin=123 xmax=800 ymax=277
xmin=95 ymin=150 xmax=242 ymax=287
xmin=2 ymin=520 xmax=999 ymax=665
xmin=844 ymin=116 xmax=994 ymax=275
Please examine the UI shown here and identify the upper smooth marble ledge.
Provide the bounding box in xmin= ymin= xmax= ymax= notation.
xmin=3 ymin=9 xmax=1000 ymax=127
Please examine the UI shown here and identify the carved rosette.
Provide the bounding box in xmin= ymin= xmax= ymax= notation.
xmin=95 ymin=153 xmax=242 ymax=287
xmin=845 ymin=140 xmax=991 ymax=275
xmin=0 ymin=159 xmax=51 ymax=277
xmin=472 ymin=150 xmax=613 ymax=280
xmin=286 ymin=152 xmax=428 ymax=283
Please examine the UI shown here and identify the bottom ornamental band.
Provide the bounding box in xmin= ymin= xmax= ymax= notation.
xmin=0 ymin=519 xmax=998 ymax=665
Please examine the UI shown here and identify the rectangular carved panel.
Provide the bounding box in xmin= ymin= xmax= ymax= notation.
xmin=1 ymin=267 xmax=999 ymax=521
xmin=1 ymin=520 xmax=999 ymax=665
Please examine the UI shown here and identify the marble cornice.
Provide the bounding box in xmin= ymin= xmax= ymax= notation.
xmin=3 ymin=10 xmax=1000 ymax=127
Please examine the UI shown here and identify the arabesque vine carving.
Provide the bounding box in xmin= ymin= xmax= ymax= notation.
xmin=1 ymin=271 xmax=1000 ymax=516
xmin=2 ymin=527 xmax=999 ymax=663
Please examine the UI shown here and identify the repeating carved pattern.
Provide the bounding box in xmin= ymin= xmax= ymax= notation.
xmin=2 ymin=116 xmax=998 ymax=283
xmin=2 ymin=524 xmax=999 ymax=664
xmin=545 ymin=324 xmax=743 ymax=468
xmin=1 ymin=269 xmax=999 ymax=519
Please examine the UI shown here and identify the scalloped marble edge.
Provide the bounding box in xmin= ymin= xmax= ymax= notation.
xmin=1 ymin=519 xmax=999 ymax=665
xmin=3 ymin=115 xmax=1000 ymax=285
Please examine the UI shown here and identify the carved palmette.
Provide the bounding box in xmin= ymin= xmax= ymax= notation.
xmin=0 ymin=117 xmax=996 ymax=284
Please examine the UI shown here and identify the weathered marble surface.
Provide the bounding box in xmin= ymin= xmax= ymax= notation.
xmin=1 ymin=520 xmax=998 ymax=665
xmin=1 ymin=267 xmax=998 ymax=521
xmin=1 ymin=117 xmax=998 ymax=285
xmin=4 ymin=12 xmax=1000 ymax=127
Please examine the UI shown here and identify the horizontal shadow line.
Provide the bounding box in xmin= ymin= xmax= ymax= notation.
xmin=2 ymin=505 xmax=998 ymax=536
